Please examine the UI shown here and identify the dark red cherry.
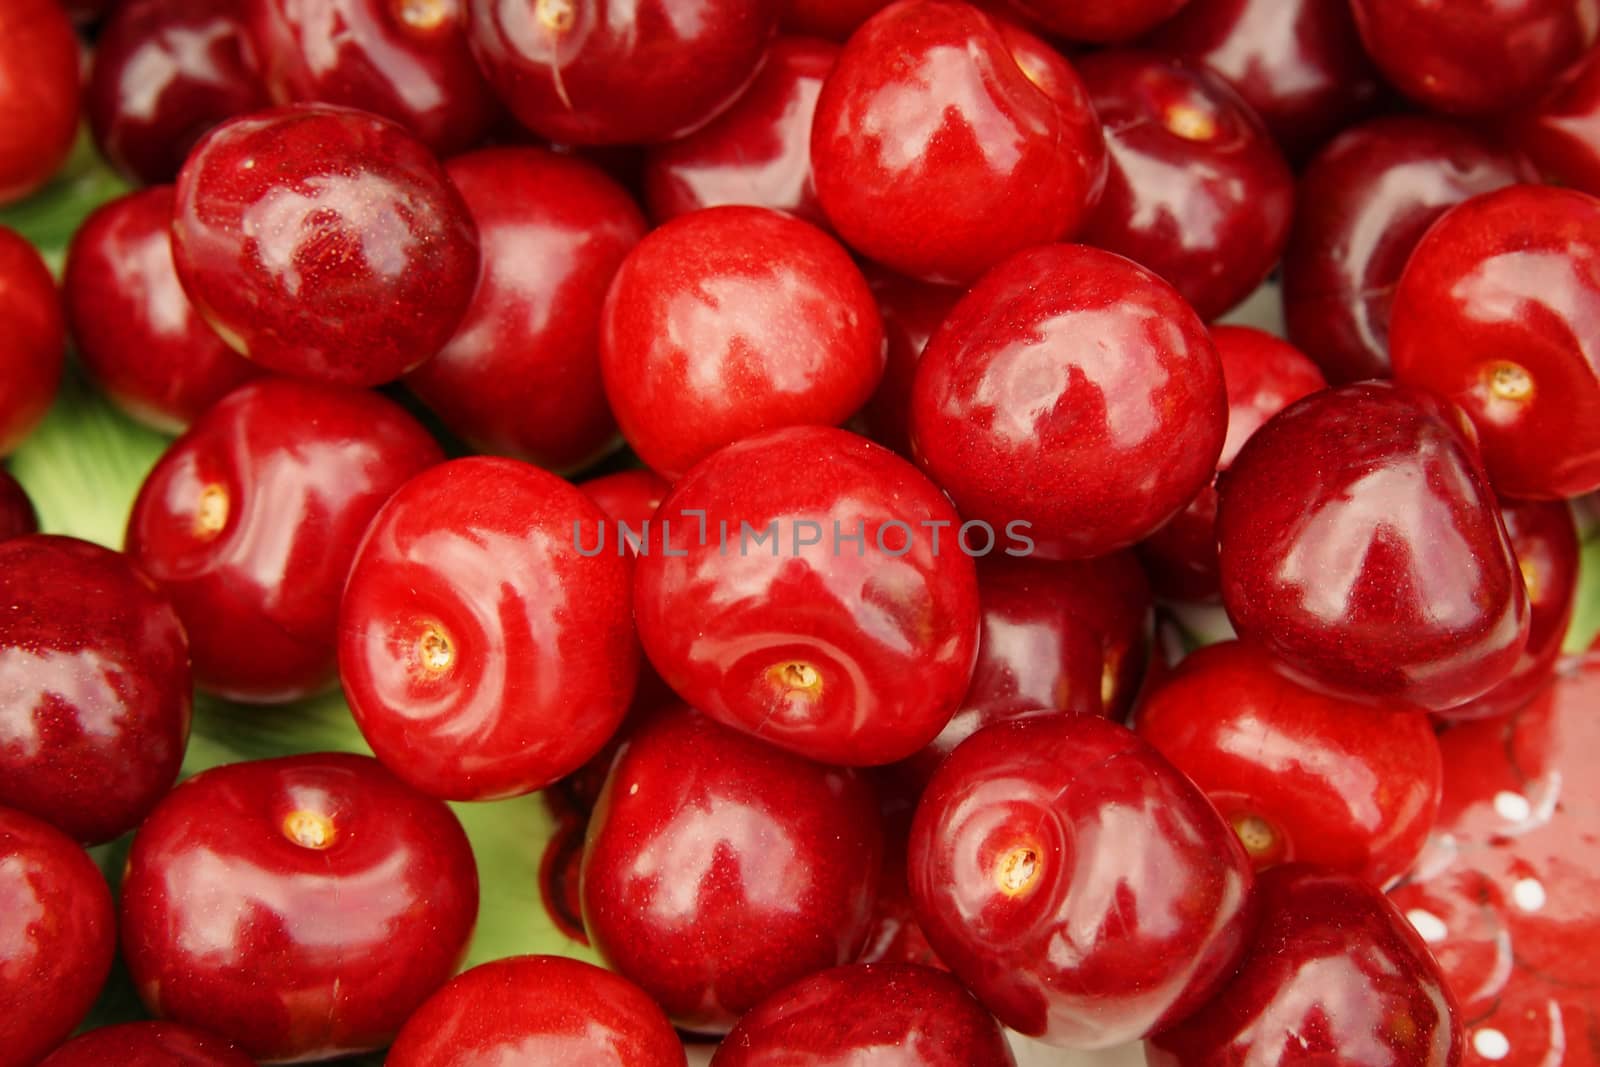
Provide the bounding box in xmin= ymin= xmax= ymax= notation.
xmin=0 ymin=0 xmax=80 ymax=205
xmin=909 ymin=715 xmax=1254 ymax=1048
xmin=1006 ymin=0 xmax=1188 ymax=42
xmin=782 ymin=0 xmax=892 ymax=39
xmin=580 ymin=705 xmax=883 ymax=1033
xmin=0 ymin=226 xmax=65 ymax=456
xmin=811 ymin=0 xmax=1106 ymax=285
xmin=126 ymin=378 xmax=443 ymax=703
xmin=633 ymin=426 xmax=980 ymax=767
xmin=405 ymin=147 xmax=645 ymax=472
xmin=909 ymin=243 xmax=1227 ymax=561
xmin=711 ymin=963 xmax=1015 ymax=1066
xmin=467 ymin=0 xmax=779 ymax=145
xmin=64 ymin=187 xmax=261 ymax=433
xmin=1283 ymin=117 xmax=1533 ymax=384
xmin=1507 ymin=45 xmax=1600 ymax=195
xmin=87 ymin=0 xmax=268 ymax=187
xmin=120 ymin=752 xmax=479 ymax=1062
xmin=171 ymin=103 xmax=479 ymax=387
xmin=578 ymin=468 xmax=669 ymax=540
xmin=855 ymin=267 xmax=963 ymax=459
xmin=388 ymin=955 xmax=685 ymax=1067
xmin=1147 ymin=865 xmax=1463 ymax=1067
xmin=0 ymin=469 xmax=37 ymax=541
xmin=601 ymin=207 xmax=883 ymax=480
xmin=39 ymin=1022 xmax=255 ymax=1067
xmin=1076 ymin=51 xmax=1294 ymax=321
xmin=246 ymin=0 xmax=500 ymax=157
xmin=0 ymin=535 xmax=191 ymax=846
xmin=1349 ymin=0 xmax=1596 ymax=117
xmin=1391 ymin=184 xmax=1600 ymax=500
xmin=858 ymin=774 xmax=945 ymax=970
xmin=1217 ymin=382 xmax=1530 ymax=711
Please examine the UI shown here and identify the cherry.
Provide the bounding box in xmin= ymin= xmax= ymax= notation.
xmin=909 ymin=243 xmax=1227 ymax=561
xmin=577 ymin=468 xmax=669 ymax=541
xmin=64 ymin=187 xmax=261 ymax=433
xmin=246 ymin=0 xmax=500 ymax=157
xmin=1137 ymin=325 xmax=1326 ymax=603
xmin=1217 ymin=382 xmax=1530 ymax=711
xmin=1390 ymin=184 xmax=1600 ymax=501
xmin=1283 ymin=117 xmax=1533 ymax=384
xmin=600 ymin=207 xmax=883 ymax=480
xmin=1146 ymin=865 xmax=1463 ymax=1067
xmin=0 ymin=469 xmax=37 ymax=541
xmin=711 ymin=963 xmax=1016 ymax=1066
xmin=39 ymin=1022 xmax=255 ymax=1067
xmin=0 ymin=226 xmax=66 ymax=456
xmin=810 ymin=0 xmax=1106 ymax=285
xmin=858 ymin=774 xmax=945 ymax=970
xmin=391 ymin=956 xmax=685 ymax=1067
xmin=0 ymin=0 xmax=80 ymax=205
xmin=86 ymin=0 xmax=269 ymax=187
xmin=1006 ymin=0 xmax=1188 ymax=42
xmin=909 ymin=714 xmax=1255 ymax=1048
xmin=126 ymin=378 xmax=443 ymax=703
xmin=171 ymin=103 xmax=480 ymax=387
xmin=120 ymin=752 xmax=479 ymax=1062
xmin=782 ymin=0 xmax=892 ymax=39
xmin=404 ymin=146 xmax=645 ymax=472
xmin=633 ymin=426 xmax=980 ymax=767
xmin=855 ymin=267 xmax=963 ymax=459
xmin=467 ymin=0 xmax=780 ymax=145
xmin=580 ymin=704 xmax=883 ymax=1033
xmin=1507 ymin=46 xmax=1600 ymax=195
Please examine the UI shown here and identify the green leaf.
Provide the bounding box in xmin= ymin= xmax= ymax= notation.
xmin=1562 ymin=529 xmax=1600 ymax=657
xmin=0 ymin=128 xmax=129 ymax=274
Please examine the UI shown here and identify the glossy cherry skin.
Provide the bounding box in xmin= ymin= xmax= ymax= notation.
xmin=1391 ymin=185 xmax=1600 ymax=501
xmin=171 ymin=103 xmax=479 ymax=387
xmin=388 ymin=955 xmax=685 ymax=1066
xmin=126 ymin=378 xmax=444 ymax=703
xmin=1145 ymin=0 xmax=1384 ymax=163
xmin=782 ymin=0 xmax=892 ymax=38
xmin=909 ymin=715 xmax=1255 ymax=1048
xmin=467 ymin=0 xmax=779 ymax=145
xmin=855 ymin=267 xmax=963 ymax=459
xmin=601 ymin=207 xmax=883 ymax=480
xmin=0 ymin=227 xmax=65 ymax=456
xmin=1507 ymin=46 xmax=1600 ymax=195
xmin=581 ymin=704 xmax=882 ymax=1033
xmin=120 ymin=752 xmax=479 ymax=1062
xmin=1077 ymin=51 xmax=1293 ymax=321
xmin=1283 ymin=117 xmax=1533 ymax=384
xmin=405 ymin=147 xmax=644 ymax=472
xmin=1006 ymin=0 xmax=1187 ymax=41
xmin=1349 ymin=0 xmax=1596 ymax=117
xmin=1147 ymin=865 xmax=1463 ymax=1067
xmin=634 ymin=426 xmax=980 ymax=767
xmin=0 ymin=469 xmax=37 ymax=541
xmin=910 ymin=243 xmax=1227 ymax=561
xmin=64 ymin=187 xmax=261 ymax=433
xmin=247 ymin=0 xmax=500 ymax=157
xmin=0 ymin=535 xmax=191 ymax=846
xmin=0 ymin=0 xmax=80 ymax=205
xmin=87 ymin=0 xmax=269 ymax=187
xmin=39 ymin=1022 xmax=256 ymax=1067
xmin=1218 ymin=383 xmax=1530 ymax=711
xmin=811 ymin=0 xmax=1106 ymax=286
xmin=711 ymin=963 xmax=1015 ymax=1066
xmin=1137 ymin=325 xmax=1326 ymax=602
xmin=858 ymin=774 xmax=945 ymax=970
xmin=578 ymin=468 xmax=669 ymax=538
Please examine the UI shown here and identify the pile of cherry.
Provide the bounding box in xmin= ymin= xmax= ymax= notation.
xmin=2 ymin=0 xmax=1599 ymax=1064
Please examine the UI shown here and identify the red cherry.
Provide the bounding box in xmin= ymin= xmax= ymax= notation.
xmin=0 ymin=226 xmax=65 ymax=456
xmin=171 ymin=104 xmax=480 ymax=387
xmin=909 ymin=243 xmax=1227 ymax=560
xmin=405 ymin=147 xmax=645 ymax=472
xmin=781 ymin=0 xmax=892 ymax=39
xmin=1507 ymin=45 xmax=1600 ymax=195
xmin=1217 ymin=382 xmax=1530 ymax=711
xmin=580 ymin=705 xmax=883 ymax=1033
xmin=909 ymin=715 xmax=1255 ymax=1048
xmin=1390 ymin=184 xmax=1600 ymax=500
xmin=39 ymin=1022 xmax=255 ymax=1067
xmin=0 ymin=806 xmax=116 ymax=1067
xmin=858 ymin=774 xmax=946 ymax=970
xmin=0 ymin=0 xmax=80 ymax=205
xmin=126 ymin=378 xmax=444 ymax=703
xmin=600 ymin=206 xmax=883 ymax=480
xmin=0 ymin=470 xmax=37 ymax=541
xmin=120 ymin=752 xmax=479 ymax=1062
xmin=577 ymin=468 xmax=669 ymax=539
xmin=810 ymin=0 xmax=1106 ymax=285
xmin=855 ymin=267 xmax=963 ymax=459
xmin=1005 ymin=0 xmax=1188 ymax=41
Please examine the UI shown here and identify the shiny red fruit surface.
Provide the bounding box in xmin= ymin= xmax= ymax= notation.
xmin=783 ymin=0 xmax=892 ymax=38
xmin=578 ymin=469 xmax=669 ymax=538
xmin=1217 ymin=382 xmax=1530 ymax=711
xmin=1147 ymin=865 xmax=1463 ymax=1067
xmin=388 ymin=955 xmax=686 ymax=1067
xmin=633 ymin=426 xmax=980 ymax=767
xmin=39 ymin=1022 xmax=255 ymax=1067
xmin=1390 ymin=184 xmax=1600 ymax=500
xmin=581 ymin=705 xmax=882 ymax=1034
xmin=405 ymin=146 xmax=644 ymax=472
xmin=126 ymin=378 xmax=443 ymax=703
xmin=0 ymin=806 xmax=116 ymax=1067
xmin=1508 ymin=45 xmax=1600 ymax=195
xmin=856 ymin=267 xmax=963 ymax=459
xmin=811 ymin=0 xmax=1106 ymax=285
xmin=0 ymin=470 xmax=37 ymax=541
xmin=0 ymin=226 xmax=66 ymax=456
xmin=910 ymin=243 xmax=1226 ymax=560
xmin=121 ymin=753 xmax=479 ymax=1063
xmin=1007 ymin=0 xmax=1187 ymax=41
xmin=171 ymin=103 xmax=479 ymax=387
xmin=0 ymin=0 xmax=81 ymax=205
